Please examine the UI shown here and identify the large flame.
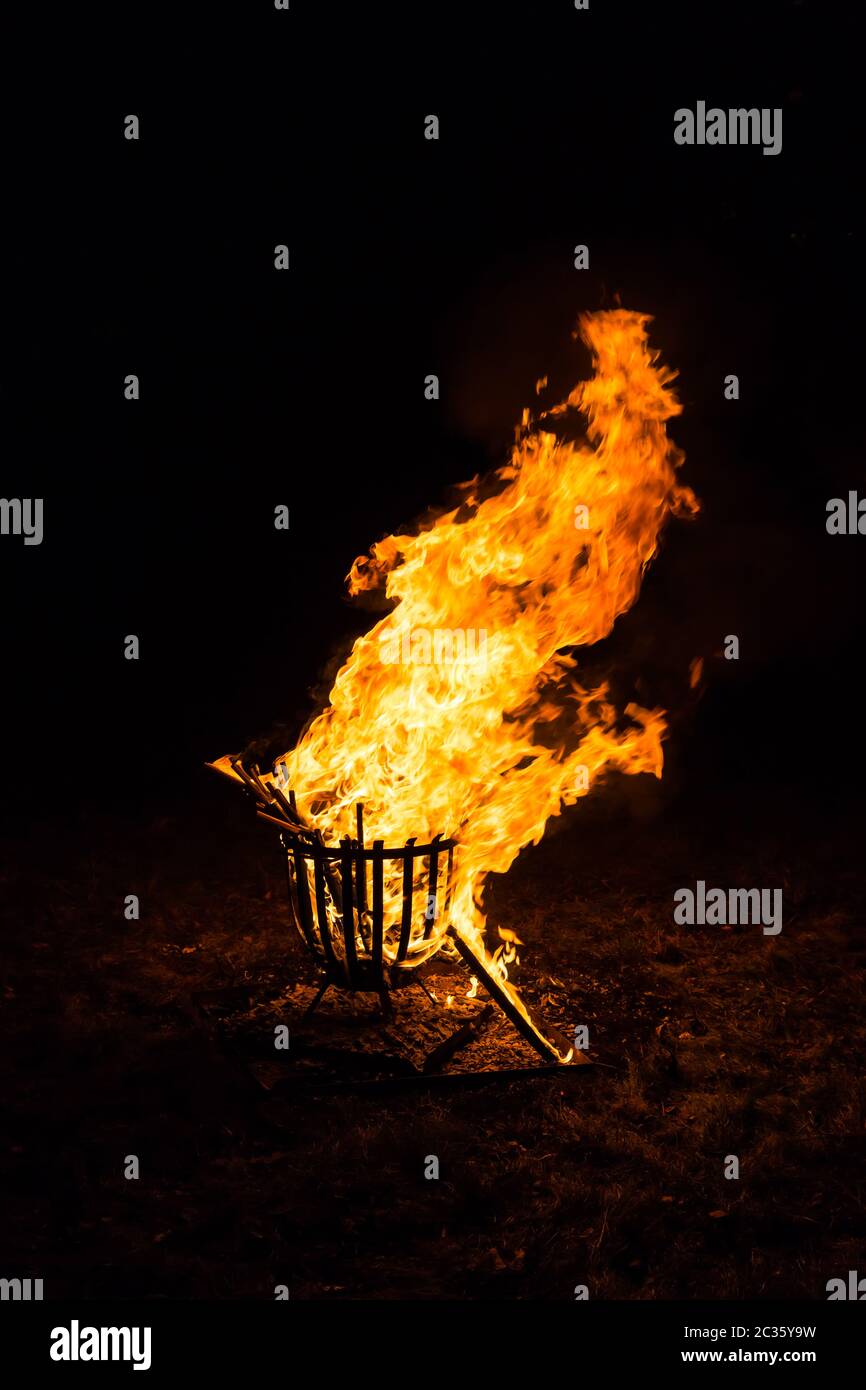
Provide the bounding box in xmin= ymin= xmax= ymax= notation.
xmin=218 ymin=309 xmax=698 ymax=1058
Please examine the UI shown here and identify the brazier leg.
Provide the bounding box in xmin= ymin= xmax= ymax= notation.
xmin=302 ymin=979 xmax=330 ymax=1021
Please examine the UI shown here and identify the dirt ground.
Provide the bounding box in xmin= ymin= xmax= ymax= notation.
xmin=2 ymin=776 xmax=864 ymax=1300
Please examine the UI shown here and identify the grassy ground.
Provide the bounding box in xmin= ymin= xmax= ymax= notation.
xmin=1 ymin=778 xmax=863 ymax=1300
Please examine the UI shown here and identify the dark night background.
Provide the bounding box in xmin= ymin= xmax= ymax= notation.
xmin=3 ymin=1 xmax=862 ymax=827
xmin=2 ymin=1 xmax=865 ymax=1308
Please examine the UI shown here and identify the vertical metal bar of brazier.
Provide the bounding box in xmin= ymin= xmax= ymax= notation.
xmin=424 ymin=834 xmax=441 ymax=939
xmin=371 ymin=839 xmax=384 ymax=984
xmin=340 ymin=838 xmax=358 ymax=981
xmin=315 ymin=830 xmax=343 ymax=913
xmin=444 ymin=844 xmax=455 ymax=919
xmin=312 ymin=853 xmax=341 ymax=980
xmin=291 ymin=843 xmax=319 ymax=956
xmin=397 ymin=838 xmax=417 ymax=962
xmin=355 ymin=804 xmax=367 ymax=913
xmin=281 ymin=836 xmax=304 ymax=946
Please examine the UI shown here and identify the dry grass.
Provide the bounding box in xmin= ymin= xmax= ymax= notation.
xmin=1 ymin=783 xmax=863 ymax=1299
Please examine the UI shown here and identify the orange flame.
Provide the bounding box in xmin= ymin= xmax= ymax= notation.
xmin=219 ymin=310 xmax=698 ymax=1058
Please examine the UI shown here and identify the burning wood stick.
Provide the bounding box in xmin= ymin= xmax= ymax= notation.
xmin=245 ymin=764 xmax=274 ymax=804
xmin=447 ymin=927 xmax=585 ymax=1067
xmin=421 ymin=1003 xmax=495 ymax=1074
xmin=269 ymin=782 xmax=310 ymax=835
xmin=229 ymin=756 xmax=264 ymax=799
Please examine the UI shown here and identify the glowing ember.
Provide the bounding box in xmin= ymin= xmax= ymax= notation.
xmin=215 ymin=309 xmax=698 ymax=1063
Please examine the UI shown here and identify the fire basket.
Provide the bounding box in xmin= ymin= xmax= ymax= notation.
xmin=215 ymin=757 xmax=455 ymax=1014
xmin=212 ymin=756 xmax=582 ymax=1068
